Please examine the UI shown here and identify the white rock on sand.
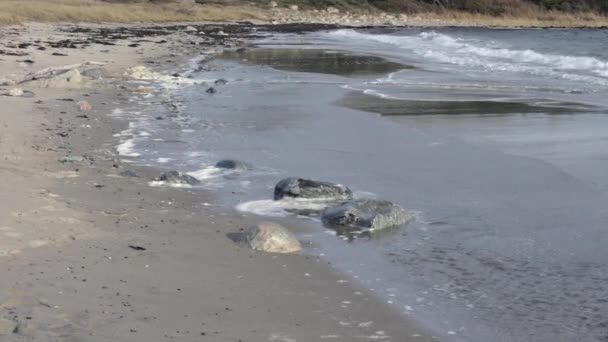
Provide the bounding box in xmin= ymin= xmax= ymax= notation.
xmin=8 ymin=88 xmax=24 ymax=97
xmin=245 ymin=222 xmax=302 ymax=254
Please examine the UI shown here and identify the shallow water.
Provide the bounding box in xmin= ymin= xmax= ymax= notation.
xmin=222 ymin=48 xmax=410 ymax=76
xmin=118 ymin=28 xmax=608 ymax=342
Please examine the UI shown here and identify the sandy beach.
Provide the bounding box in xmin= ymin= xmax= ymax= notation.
xmin=0 ymin=22 xmax=435 ymax=341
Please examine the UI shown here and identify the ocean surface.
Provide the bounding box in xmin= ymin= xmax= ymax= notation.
xmin=117 ymin=28 xmax=608 ymax=341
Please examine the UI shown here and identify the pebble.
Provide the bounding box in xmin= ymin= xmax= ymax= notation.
xmin=78 ymin=100 xmax=92 ymax=112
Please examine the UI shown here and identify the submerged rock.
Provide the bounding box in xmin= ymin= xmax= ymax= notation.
xmin=158 ymin=171 xmax=200 ymax=186
xmin=274 ymin=177 xmax=352 ymax=201
xmin=321 ymin=199 xmax=410 ymax=233
xmin=245 ymin=222 xmax=302 ymax=254
xmin=214 ymin=78 xmax=228 ymax=85
xmin=215 ymin=159 xmax=252 ymax=171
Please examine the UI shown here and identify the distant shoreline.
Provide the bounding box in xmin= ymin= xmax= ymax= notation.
xmin=0 ymin=0 xmax=607 ymax=28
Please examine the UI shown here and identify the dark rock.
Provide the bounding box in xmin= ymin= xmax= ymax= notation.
xmin=158 ymin=171 xmax=200 ymax=186
xmin=120 ymin=170 xmax=138 ymax=178
xmin=214 ymin=78 xmax=228 ymax=85
xmin=274 ymin=178 xmax=352 ymax=201
xmin=59 ymin=155 xmax=84 ymax=163
xmin=215 ymin=159 xmax=252 ymax=171
xmin=321 ymin=199 xmax=410 ymax=234
xmin=206 ymin=87 xmax=216 ymax=94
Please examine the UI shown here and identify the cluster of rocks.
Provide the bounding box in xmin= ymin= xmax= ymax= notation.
xmin=237 ymin=177 xmax=410 ymax=254
xmin=274 ymin=177 xmax=410 ymax=234
xmin=155 ymin=158 xmax=409 ymax=252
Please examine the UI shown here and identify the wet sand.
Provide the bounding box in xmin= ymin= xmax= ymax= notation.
xmin=0 ymin=23 xmax=433 ymax=341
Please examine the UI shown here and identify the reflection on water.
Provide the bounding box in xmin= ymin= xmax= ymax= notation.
xmin=339 ymin=92 xmax=599 ymax=116
xmin=221 ymin=48 xmax=411 ymax=76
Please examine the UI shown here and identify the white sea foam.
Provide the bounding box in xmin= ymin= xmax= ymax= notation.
xmin=125 ymin=66 xmax=197 ymax=90
xmin=116 ymin=139 xmax=140 ymax=157
xmin=148 ymin=180 xmax=192 ymax=188
xmin=187 ymin=166 xmax=225 ymax=180
xmin=327 ymin=30 xmax=608 ymax=86
xmin=236 ymin=198 xmax=334 ymax=217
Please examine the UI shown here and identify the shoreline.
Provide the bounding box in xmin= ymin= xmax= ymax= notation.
xmin=0 ymin=22 xmax=434 ymax=341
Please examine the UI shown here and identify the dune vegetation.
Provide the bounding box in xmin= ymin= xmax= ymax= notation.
xmin=0 ymin=0 xmax=606 ymax=26
xmin=0 ymin=0 xmax=265 ymax=25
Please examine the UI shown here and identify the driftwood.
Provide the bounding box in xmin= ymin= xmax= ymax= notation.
xmin=12 ymin=61 xmax=107 ymax=85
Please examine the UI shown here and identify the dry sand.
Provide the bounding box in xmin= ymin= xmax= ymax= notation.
xmin=0 ymin=22 xmax=433 ymax=341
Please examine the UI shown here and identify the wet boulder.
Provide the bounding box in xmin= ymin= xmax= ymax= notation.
xmin=214 ymin=78 xmax=228 ymax=85
xmin=274 ymin=178 xmax=353 ymax=201
xmin=215 ymin=159 xmax=252 ymax=171
xmin=245 ymin=222 xmax=302 ymax=254
xmin=321 ymin=199 xmax=410 ymax=233
xmin=158 ymin=171 xmax=200 ymax=186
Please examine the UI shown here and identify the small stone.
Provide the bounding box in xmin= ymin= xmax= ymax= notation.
xmin=78 ymin=100 xmax=92 ymax=112
xmin=289 ymin=4 xmax=298 ymax=10
xmin=59 ymin=155 xmax=84 ymax=164
xmin=119 ymin=170 xmax=138 ymax=178
xmin=268 ymin=0 xmax=278 ymax=7
xmin=184 ymin=26 xmax=197 ymax=32
xmin=245 ymin=222 xmax=302 ymax=254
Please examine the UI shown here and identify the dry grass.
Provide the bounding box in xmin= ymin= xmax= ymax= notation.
xmin=0 ymin=0 xmax=606 ymax=27
xmin=0 ymin=0 xmax=267 ymax=25
xmin=409 ymin=10 xmax=608 ymax=27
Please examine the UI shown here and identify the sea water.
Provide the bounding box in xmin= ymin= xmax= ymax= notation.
xmin=117 ymin=28 xmax=608 ymax=341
